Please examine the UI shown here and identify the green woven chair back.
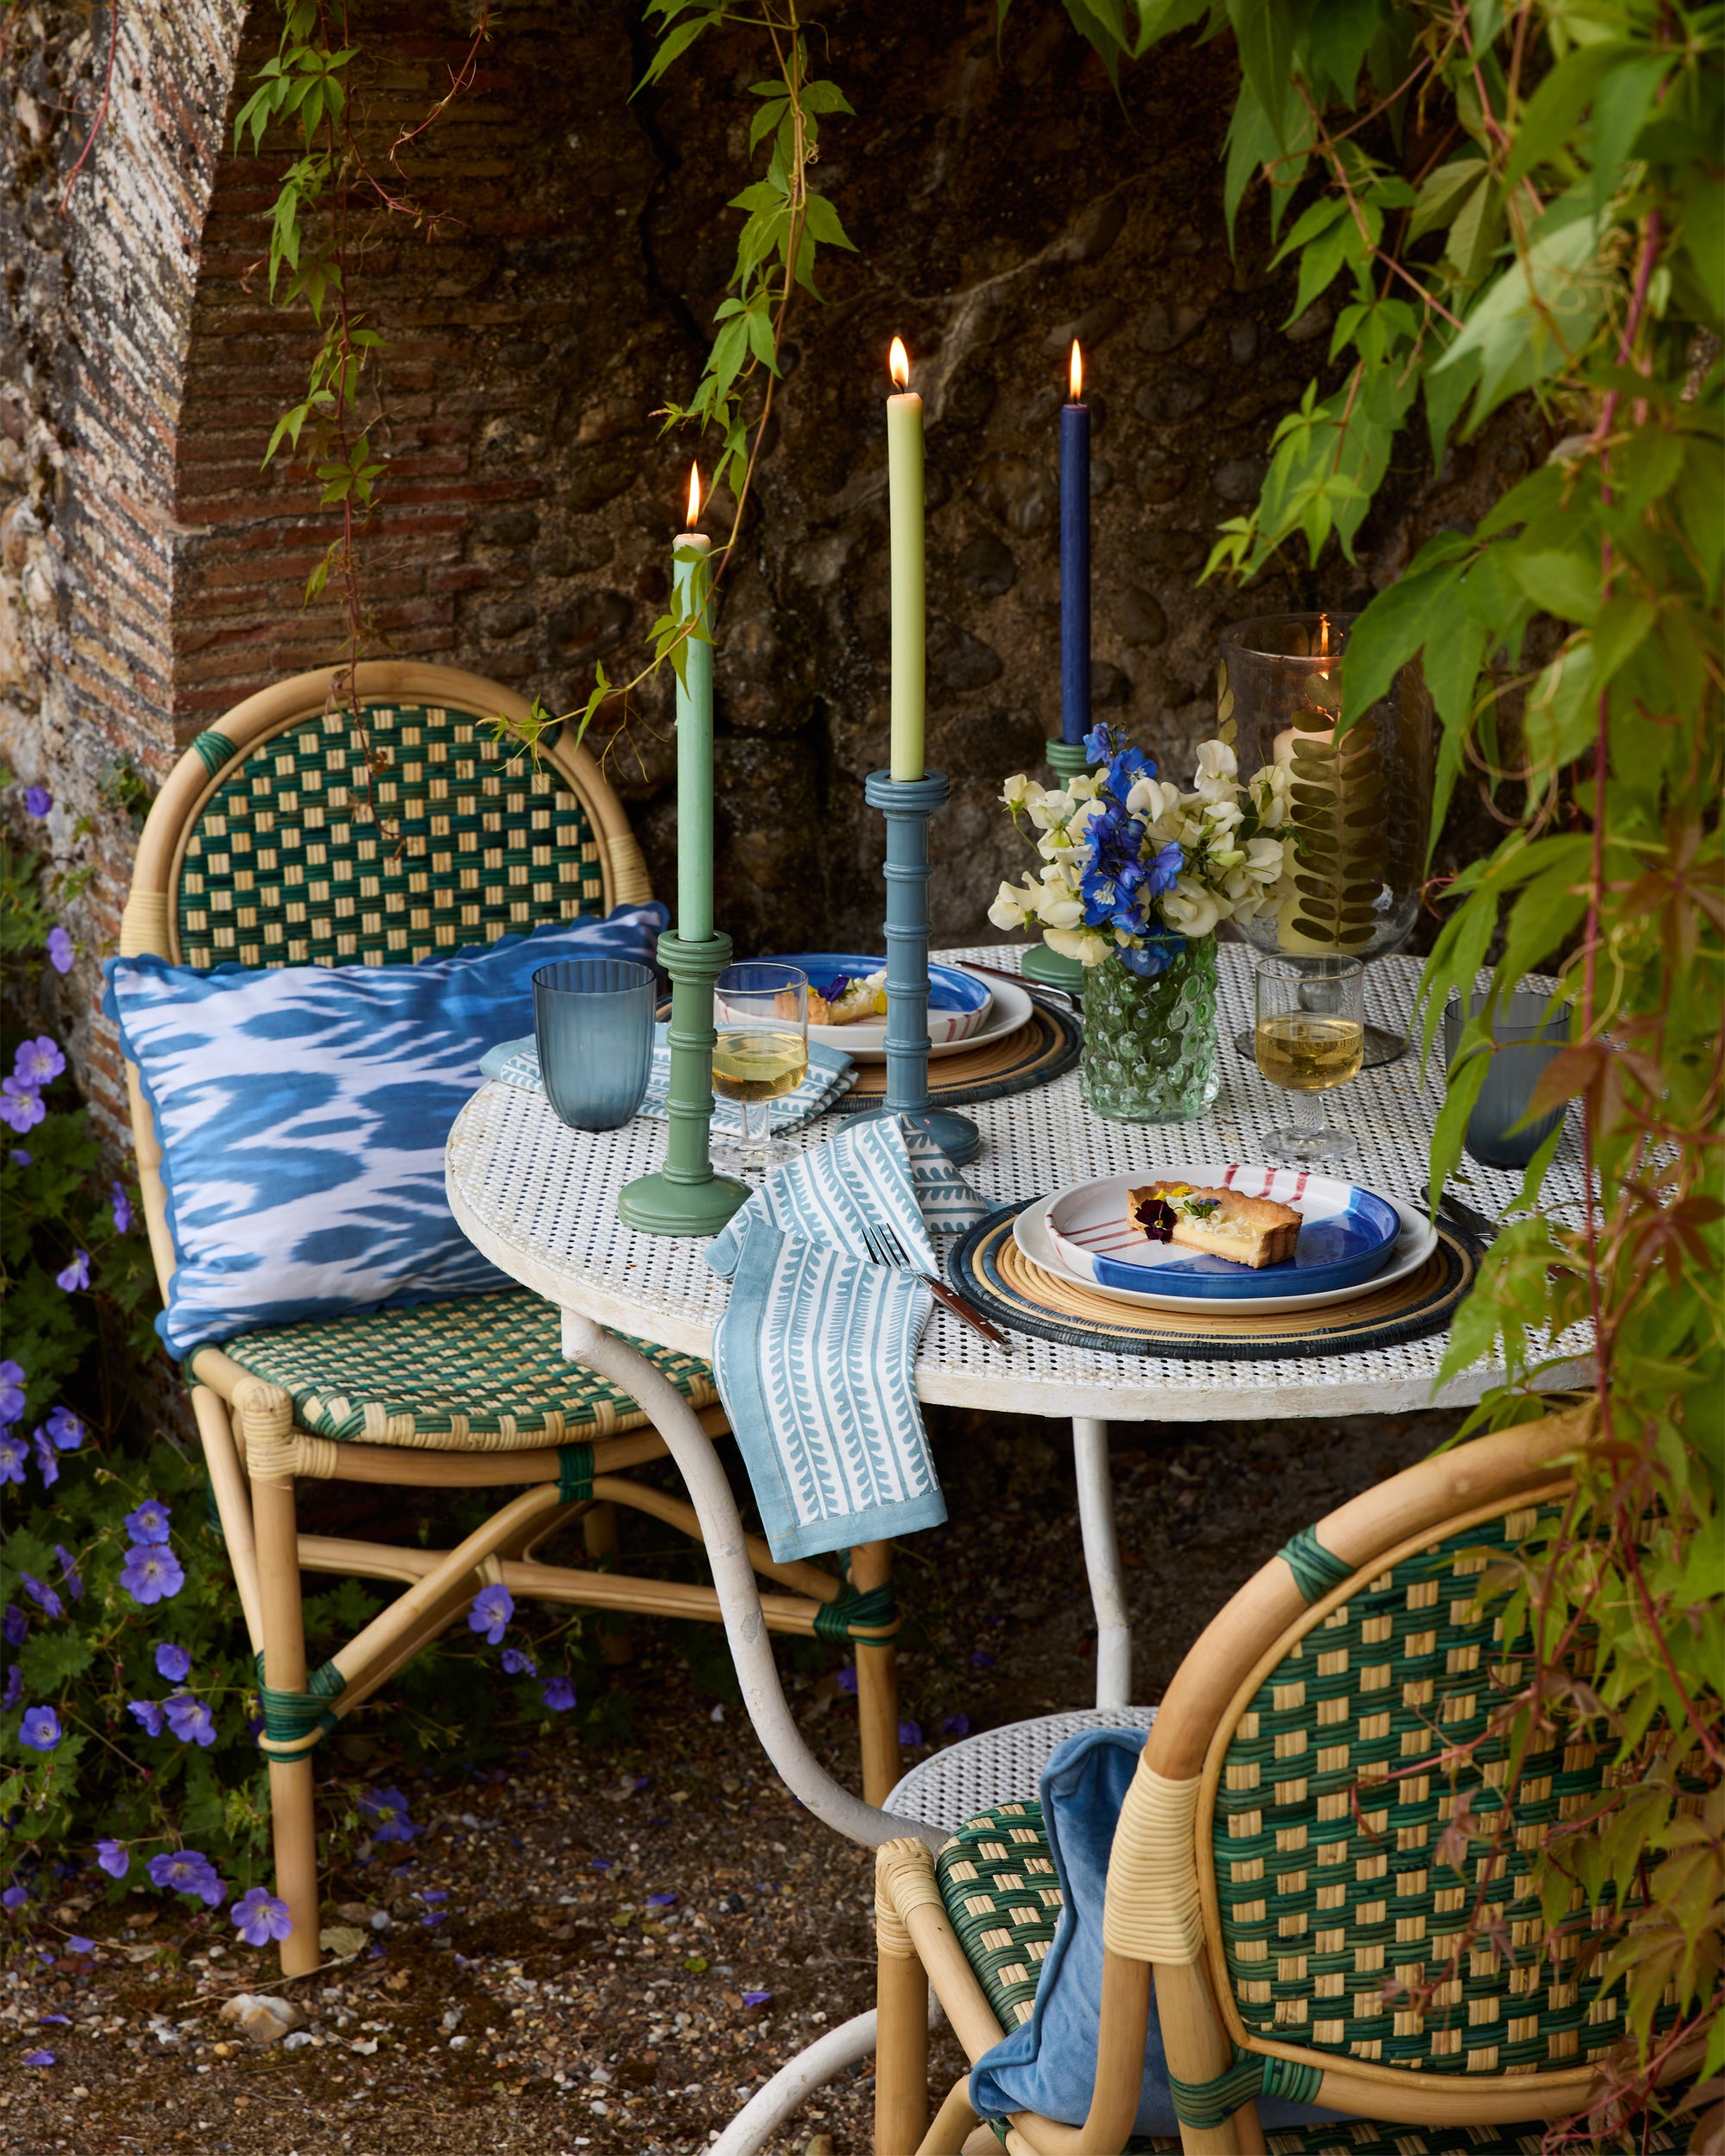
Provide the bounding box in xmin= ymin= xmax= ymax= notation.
xmin=174 ymin=704 xmax=606 ymax=969
xmin=1211 ymin=1499 xmax=1640 ymax=2079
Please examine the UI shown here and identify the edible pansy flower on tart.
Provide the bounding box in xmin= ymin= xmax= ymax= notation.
xmin=1128 ymin=1181 xmax=1302 ymax=1269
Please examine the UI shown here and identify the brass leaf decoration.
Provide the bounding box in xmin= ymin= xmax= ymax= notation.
xmin=1216 ymin=661 xmax=1236 ymax=745
xmin=1284 ymin=723 xmax=1387 ymax=951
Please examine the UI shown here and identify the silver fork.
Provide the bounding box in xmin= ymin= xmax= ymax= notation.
xmin=861 ymin=1218 xmax=1007 ymax=1347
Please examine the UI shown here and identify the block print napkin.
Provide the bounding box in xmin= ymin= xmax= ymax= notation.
xmin=705 ymin=1117 xmax=987 ymax=1563
xmin=479 ymin=1025 xmax=856 ymax=1135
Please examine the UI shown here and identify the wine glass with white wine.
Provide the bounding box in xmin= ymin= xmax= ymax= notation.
xmin=1253 ymin=955 xmax=1365 ymax=1167
xmin=712 ymin=962 xmax=810 ymax=1176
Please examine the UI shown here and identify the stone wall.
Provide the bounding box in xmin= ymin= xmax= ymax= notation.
xmin=3 ymin=0 xmax=1532 ymax=1151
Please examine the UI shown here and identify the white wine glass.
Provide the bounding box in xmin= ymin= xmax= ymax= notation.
xmin=712 ymin=962 xmax=809 ymax=1176
xmin=1253 ymin=955 xmax=1365 ymax=1167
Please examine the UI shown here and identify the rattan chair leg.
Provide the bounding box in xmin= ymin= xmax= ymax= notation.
xmin=852 ymin=1540 xmax=900 ymax=1808
xmin=915 ymin=2075 xmax=978 ymax=2155
xmin=584 ymin=1476 xmax=842 ymax=1602
xmin=875 ymin=1947 xmax=931 ymax=2154
xmin=190 ymin=1386 xmax=263 ymax=1654
xmin=582 ymin=1501 xmax=633 ymax=1664
xmin=241 ymin=1382 xmax=322 ymax=1978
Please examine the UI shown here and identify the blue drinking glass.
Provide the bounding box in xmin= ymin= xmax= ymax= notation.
xmin=532 ymin=959 xmax=656 ymax=1131
xmin=1441 ymin=989 xmax=1572 ymax=1169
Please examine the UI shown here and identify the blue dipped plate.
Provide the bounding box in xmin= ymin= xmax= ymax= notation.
xmin=1044 ymin=1165 xmax=1404 ymax=1304
xmin=764 ymin=952 xmax=1019 ymax=1062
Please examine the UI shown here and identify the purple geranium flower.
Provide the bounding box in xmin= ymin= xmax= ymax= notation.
xmin=3 ymin=1603 xmax=26 ymax=1645
xmin=0 ymin=1082 xmax=46 ymax=1134
xmin=31 ymin=1428 xmax=60 ymax=1487
xmin=13 ymin=1037 xmax=65 ymax=1090
xmin=22 ymin=2049 xmax=54 ymax=2067
xmin=66 ymin=1937 xmax=93 ymax=1955
xmin=2 ymin=1665 xmax=22 ymax=1711
xmin=55 ymin=1547 xmax=83 ymax=1601
xmin=9 ymin=1148 xmax=30 ymax=1165
xmin=229 ymin=1886 xmax=292 ymax=1946
xmin=467 ymin=1583 xmax=514 ymax=1645
xmin=540 ymin=1677 xmax=576 ymax=1712
xmin=741 ymin=1989 xmax=773 ymax=2009
xmin=0 ymin=1360 xmax=24 ymax=1424
xmin=95 ymin=1840 xmax=129 ymax=1881
xmin=645 ymin=1892 xmax=676 ymax=1908
xmin=45 ymin=1407 xmax=83 ymax=1451
xmin=360 ymin=1789 xmax=417 ymax=1844
xmin=0 ymin=1431 xmax=25 ymax=1485
xmin=45 ymin=927 xmax=74 ymax=975
xmin=123 ymin=1497 xmax=171 ymax=1545
xmin=969 ymin=1649 xmax=995 ymax=1668
xmin=20 ymin=1707 xmax=61 ymax=1752
xmin=120 ymin=1543 xmax=184 ymax=1607
xmin=20 ymin=1575 xmax=61 ymax=1620
xmin=147 ymin=1849 xmax=223 ymax=1907
xmin=898 ymin=1720 xmax=924 ymax=1747
xmin=499 ymin=1647 xmax=536 ymax=1677
xmin=127 ymin=1701 xmax=166 ymax=1738
xmin=164 ymin=1694 xmax=216 ymax=1748
xmin=3 ymin=1885 xmax=28 ymax=1910
xmin=836 ymin=1664 xmax=857 ymax=1696
xmin=54 ymin=1249 xmax=91 ymax=1294
xmin=111 ymin=1183 xmax=133 ymax=1235
xmin=154 ymin=1643 xmax=191 ymax=1683
xmin=940 ymin=1713 xmax=972 ymax=1738
xmin=23 ymin=785 xmax=52 ymax=818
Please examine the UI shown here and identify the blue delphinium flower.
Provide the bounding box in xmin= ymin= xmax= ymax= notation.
xmin=1082 ymin=723 xmax=1116 ymax=766
xmin=1145 ymin=839 xmax=1183 ymax=896
xmin=120 ymin=1544 xmax=185 ymax=1607
xmin=45 ymin=927 xmax=74 ymax=975
xmin=541 ymin=1677 xmax=576 ymax=1712
xmin=360 ymin=1789 xmax=417 ymax=1844
xmin=164 ymin=1695 xmax=216 ymax=1748
xmin=127 ymin=1701 xmax=166 ymax=1738
xmin=95 ymin=1841 xmax=129 ymax=1881
xmin=154 ymin=1644 xmax=191 ymax=1683
xmin=19 ymin=1708 xmax=61 ymax=1752
xmin=229 ymin=1887 xmax=293 ymax=1946
xmin=467 ymin=1583 xmax=514 ymax=1645
xmin=123 ymin=1497 xmax=171 ymax=1545
xmin=147 ymin=1850 xmax=223 ymax=1907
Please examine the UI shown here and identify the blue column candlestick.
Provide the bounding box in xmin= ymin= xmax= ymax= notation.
xmin=851 ymin=769 xmax=980 ymax=1167
xmin=1060 ymin=342 xmax=1090 ymax=748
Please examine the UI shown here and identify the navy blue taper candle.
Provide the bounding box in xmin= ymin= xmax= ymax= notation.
xmin=1059 ymin=340 xmax=1090 ymax=746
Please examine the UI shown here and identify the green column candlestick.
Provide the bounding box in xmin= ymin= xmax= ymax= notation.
xmin=1019 ymin=736 xmax=1094 ymax=995
xmin=618 ymin=501 xmax=747 ymax=1237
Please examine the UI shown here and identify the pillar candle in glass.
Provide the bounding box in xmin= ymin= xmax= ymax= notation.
xmin=887 ymin=335 xmax=925 ymax=784
xmin=674 ymin=463 xmax=714 ymax=943
xmin=1059 ymin=339 xmax=1090 ymax=747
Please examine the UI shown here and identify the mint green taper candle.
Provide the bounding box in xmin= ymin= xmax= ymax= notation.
xmin=674 ymin=470 xmax=713 ymax=943
xmin=887 ymin=335 xmax=925 ymax=784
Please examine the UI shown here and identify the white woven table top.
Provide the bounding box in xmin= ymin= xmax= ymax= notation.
xmin=446 ymin=944 xmax=1590 ymax=1423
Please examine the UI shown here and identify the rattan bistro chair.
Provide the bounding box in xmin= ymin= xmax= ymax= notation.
xmin=118 ymin=662 xmax=900 ymax=1976
xmin=872 ymin=1405 xmax=1697 ymax=2156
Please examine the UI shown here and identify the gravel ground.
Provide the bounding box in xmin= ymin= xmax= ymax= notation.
xmin=1 ymin=1405 xmax=1452 ymax=2156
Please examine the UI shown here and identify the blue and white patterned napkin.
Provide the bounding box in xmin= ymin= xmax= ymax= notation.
xmin=479 ymin=1025 xmax=856 ymax=1134
xmin=705 ymin=1117 xmax=987 ymax=1562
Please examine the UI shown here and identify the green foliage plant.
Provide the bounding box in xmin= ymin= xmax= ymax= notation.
xmin=1056 ymin=1 xmax=1722 ymax=2138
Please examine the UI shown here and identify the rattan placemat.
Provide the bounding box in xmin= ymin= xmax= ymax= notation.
xmin=949 ymin=1201 xmax=1484 ymax=1361
xmin=831 ymin=1006 xmax=1081 ymax=1112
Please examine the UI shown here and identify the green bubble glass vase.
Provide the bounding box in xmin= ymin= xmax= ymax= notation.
xmin=1080 ymin=938 xmax=1220 ymax=1122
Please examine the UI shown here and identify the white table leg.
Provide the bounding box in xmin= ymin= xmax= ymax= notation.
xmin=1072 ymin=1416 xmax=1132 ymax=1709
xmin=560 ymin=1311 xmax=944 ymax=1853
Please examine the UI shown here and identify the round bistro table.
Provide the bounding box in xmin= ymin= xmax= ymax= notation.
xmin=446 ymin=943 xmax=1588 ymax=1794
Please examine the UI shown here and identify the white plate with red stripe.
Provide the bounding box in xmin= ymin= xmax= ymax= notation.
xmin=1014 ymin=1166 xmax=1435 ymax=1315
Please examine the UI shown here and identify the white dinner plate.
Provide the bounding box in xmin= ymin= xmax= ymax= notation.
xmin=1012 ymin=1187 xmax=1439 ymax=1316
xmin=808 ymin=969 xmax=1035 ymax=1063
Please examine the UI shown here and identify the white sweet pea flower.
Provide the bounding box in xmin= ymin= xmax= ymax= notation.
xmin=1245 ymin=835 xmax=1288 ymax=881
xmin=1203 ymin=798 xmax=1245 ymax=837
xmin=1069 ymin=774 xmax=1102 ymax=800
xmin=1044 ymin=926 xmax=1113 ymax=966
xmin=1162 ymin=874 xmax=1220 ymax=939
xmin=1038 ymin=892 xmax=1086 ymax=931
xmin=988 ymin=878 xmax=1039 ymax=931
xmin=1000 ymin=774 xmax=1043 ymax=812
xmin=1065 ymin=794 xmax=1105 ymax=837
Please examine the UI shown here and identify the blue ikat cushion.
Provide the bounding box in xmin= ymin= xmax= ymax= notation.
xmin=104 ymin=904 xmax=667 ymax=1358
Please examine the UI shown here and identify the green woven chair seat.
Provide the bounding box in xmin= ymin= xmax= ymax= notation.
xmin=945 ymin=1804 xmax=1688 ymax=2156
xmin=210 ymin=1288 xmax=716 ymax=1451
xmin=178 ymin=704 xmax=606 ymax=969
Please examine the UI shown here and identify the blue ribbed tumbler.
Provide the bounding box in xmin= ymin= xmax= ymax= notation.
xmin=532 ymin=959 xmax=656 ymax=1131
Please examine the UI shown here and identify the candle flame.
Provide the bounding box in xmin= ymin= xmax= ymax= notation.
xmin=889 ymin=335 xmax=910 ymax=390
xmin=1318 ymin=612 xmax=1330 ymax=658
xmin=686 ymin=461 xmax=701 ymax=529
xmin=1070 ymin=340 xmax=1083 ymax=401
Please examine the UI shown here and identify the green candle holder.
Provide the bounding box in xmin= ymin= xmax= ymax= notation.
xmin=1019 ymin=736 xmax=1093 ymax=996
xmin=618 ymin=929 xmax=749 ymax=1237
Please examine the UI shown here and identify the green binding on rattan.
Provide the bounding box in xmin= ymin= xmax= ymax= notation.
xmin=812 ymin=1582 xmax=898 ymax=1641
xmin=1168 ymin=2047 xmax=1325 ymax=2129
xmin=1276 ymin=1524 xmax=1353 ymax=1604
xmin=556 ymin=1442 xmax=594 ymax=1505
xmin=254 ymin=1653 xmax=347 ymax=1752
xmin=188 ymin=730 xmax=237 ymax=777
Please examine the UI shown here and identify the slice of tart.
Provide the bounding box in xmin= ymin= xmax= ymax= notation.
xmin=1127 ymin=1181 xmax=1302 ymax=1270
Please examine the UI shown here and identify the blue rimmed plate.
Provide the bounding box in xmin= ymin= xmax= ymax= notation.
xmin=764 ymin=952 xmax=1018 ymax=1061
xmin=1042 ymin=1165 xmax=1405 ymax=1304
